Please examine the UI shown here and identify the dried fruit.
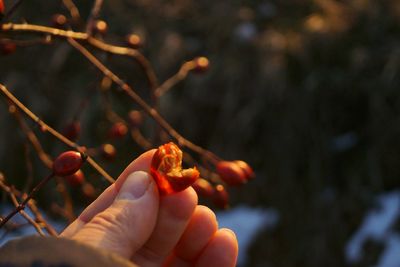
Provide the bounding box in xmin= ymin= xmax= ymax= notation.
xmin=53 ymin=151 xmax=85 ymax=177
xmin=216 ymin=161 xmax=247 ymax=186
xmin=213 ymin=185 xmax=229 ymax=209
xmin=65 ymin=170 xmax=85 ymax=186
xmin=192 ymin=178 xmax=214 ymax=197
xmin=151 ymin=142 xmax=200 ymax=195
xmin=109 ymin=122 xmax=128 ymax=138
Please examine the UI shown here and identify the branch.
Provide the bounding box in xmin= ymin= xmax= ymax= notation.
xmin=0 ymin=84 xmax=115 ymax=184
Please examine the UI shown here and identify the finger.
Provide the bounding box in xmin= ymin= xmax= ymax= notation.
xmin=174 ymin=205 xmax=218 ymax=260
xmin=194 ymin=229 xmax=238 ymax=267
xmin=60 ymin=149 xmax=155 ymax=237
xmin=131 ymin=187 xmax=198 ymax=266
xmin=163 ymin=206 xmax=218 ymax=267
xmin=70 ymin=171 xmax=159 ymax=259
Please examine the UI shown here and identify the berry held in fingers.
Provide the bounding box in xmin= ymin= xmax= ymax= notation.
xmin=151 ymin=142 xmax=199 ymax=195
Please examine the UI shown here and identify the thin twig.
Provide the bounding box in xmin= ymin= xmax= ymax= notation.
xmin=1 ymin=23 xmax=159 ymax=96
xmin=0 ymin=84 xmax=115 ymax=183
xmin=67 ymin=38 xmax=221 ymax=165
xmin=86 ymin=0 xmax=104 ymax=34
xmin=3 ymin=0 xmax=24 ymax=21
xmin=62 ymin=0 xmax=81 ymax=22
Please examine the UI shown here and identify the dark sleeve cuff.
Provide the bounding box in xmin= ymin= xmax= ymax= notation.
xmin=0 ymin=235 xmax=137 ymax=267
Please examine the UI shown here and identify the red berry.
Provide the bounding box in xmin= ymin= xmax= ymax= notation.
xmin=0 ymin=0 xmax=4 ymax=17
xmin=100 ymin=143 xmax=116 ymax=160
xmin=53 ymin=151 xmax=85 ymax=177
xmin=216 ymin=161 xmax=247 ymax=186
xmin=109 ymin=122 xmax=128 ymax=139
xmin=128 ymin=110 xmax=143 ymax=128
xmin=81 ymin=183 xmax=96 ymax=200
xmin=213 ymin=185 xmax=229 ymax=209
xmin=65 ymin=170 xmax=85 ymax=186
xmin=62 ymin=121 xmax=81 ymax=141
xmin=234 ymin=160 xmax=254 ymax=180
xmin=150 ymin=142 xmax=199 ymax=195
xmin=126 ymin=34 xmax=143 ymax=49
xmin=1 ymin=43 xmax=16 ymax=55
xmin=192 ymin=178 xmax=214 ymax=197
xmin=51 ymin=14 xmax=67 ymax=28
xmin=192 ymin=57 xmax=209 ymax=73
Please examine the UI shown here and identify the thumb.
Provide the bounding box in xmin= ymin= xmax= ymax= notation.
xmin=71 ymin=171 xmax=159 ymax=259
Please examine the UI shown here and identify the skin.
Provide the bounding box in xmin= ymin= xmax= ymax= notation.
xmin=61 ymin=150 xmax=238 ymax=267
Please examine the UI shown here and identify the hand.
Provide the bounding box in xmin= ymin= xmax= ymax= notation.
xmin=60 ymin=150 xmax=238 ymax=267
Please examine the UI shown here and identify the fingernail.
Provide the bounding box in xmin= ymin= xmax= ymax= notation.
xmin=116 ymin=171 xmax=151 ymax=200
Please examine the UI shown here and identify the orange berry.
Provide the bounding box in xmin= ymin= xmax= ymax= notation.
xmin=92 ymin=20 xmax=108 ymax=35
xmin=126 ymin=34 xmax=143 ymax=49
xmin=101 ymin=143 xmax=116 ymax=160
xmin=192 ymin=57 xmax=209 ymax=73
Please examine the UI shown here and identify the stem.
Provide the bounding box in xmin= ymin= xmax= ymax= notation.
xmin=0 ymin=84 xmax=115 ymax=183
xmin=0 ymin=173 xmax=54 ymax=228
xmin=67 ymin=38 xmax=220 ymax=165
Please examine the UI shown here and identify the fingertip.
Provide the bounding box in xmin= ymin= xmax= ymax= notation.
xmin=195 ymin=228 xmax=239 ymax=267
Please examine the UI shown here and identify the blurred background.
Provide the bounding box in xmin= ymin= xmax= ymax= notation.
xmin=1 ymin=0 xmax=400 ymax=266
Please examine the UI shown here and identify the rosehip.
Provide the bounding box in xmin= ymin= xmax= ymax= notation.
xmin=213 ymin=185 xmax=229 ymax=209
xmin=100 ymin=143 xmax=116 ymax=160
xmin=192 ymin=57 xmax=209 ymax=73
xmin=0 ymin=0 xmax=4 ymax=18
xmin=234 ymin=160 xmax=254 ymax=180
xmin=126 ymin=34 xmax=143 ymax=49
xmin=65 ymin=170 xmax=85 ymax=186
xmin=62 ymin=121 xmax=81 ymax=141
xmin=51 ymin=14 xmax=67 ymax=28
xmin=53 ymin=151 xmax=85 ymax=177
xmin=192 ymin=178 xmax=214 ymax=197
xmin=81 ymin=183 xmax=96 ymax=200
xmin=128 ymin=110 xmax=143 ymax=128
xmin=151 ymin=142 xmax=200 ymax=195
xmin=109 ymin=122 xmax=128 ymax=138
xmin=92 ymin=20 xmax=108 ymax=35
xmin=216 ymin=160 xmax=247 ymax=186
xmin=0 ymin=43 xmax=16 ymax=55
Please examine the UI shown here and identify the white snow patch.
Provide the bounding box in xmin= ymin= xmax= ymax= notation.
xmin=217 ymin=205 xmax=279 ymax=266
xmin=345 ymin=191 xmax=400 ymax=266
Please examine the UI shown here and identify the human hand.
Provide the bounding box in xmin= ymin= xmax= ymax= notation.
xmin=60 ymin=150 xmax=238 ymax=267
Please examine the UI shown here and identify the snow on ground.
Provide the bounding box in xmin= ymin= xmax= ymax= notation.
xmin=345 ymin=191 xmax=400 ymax=266
xmin=217 ymin=205 xmax=279 ymax=266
